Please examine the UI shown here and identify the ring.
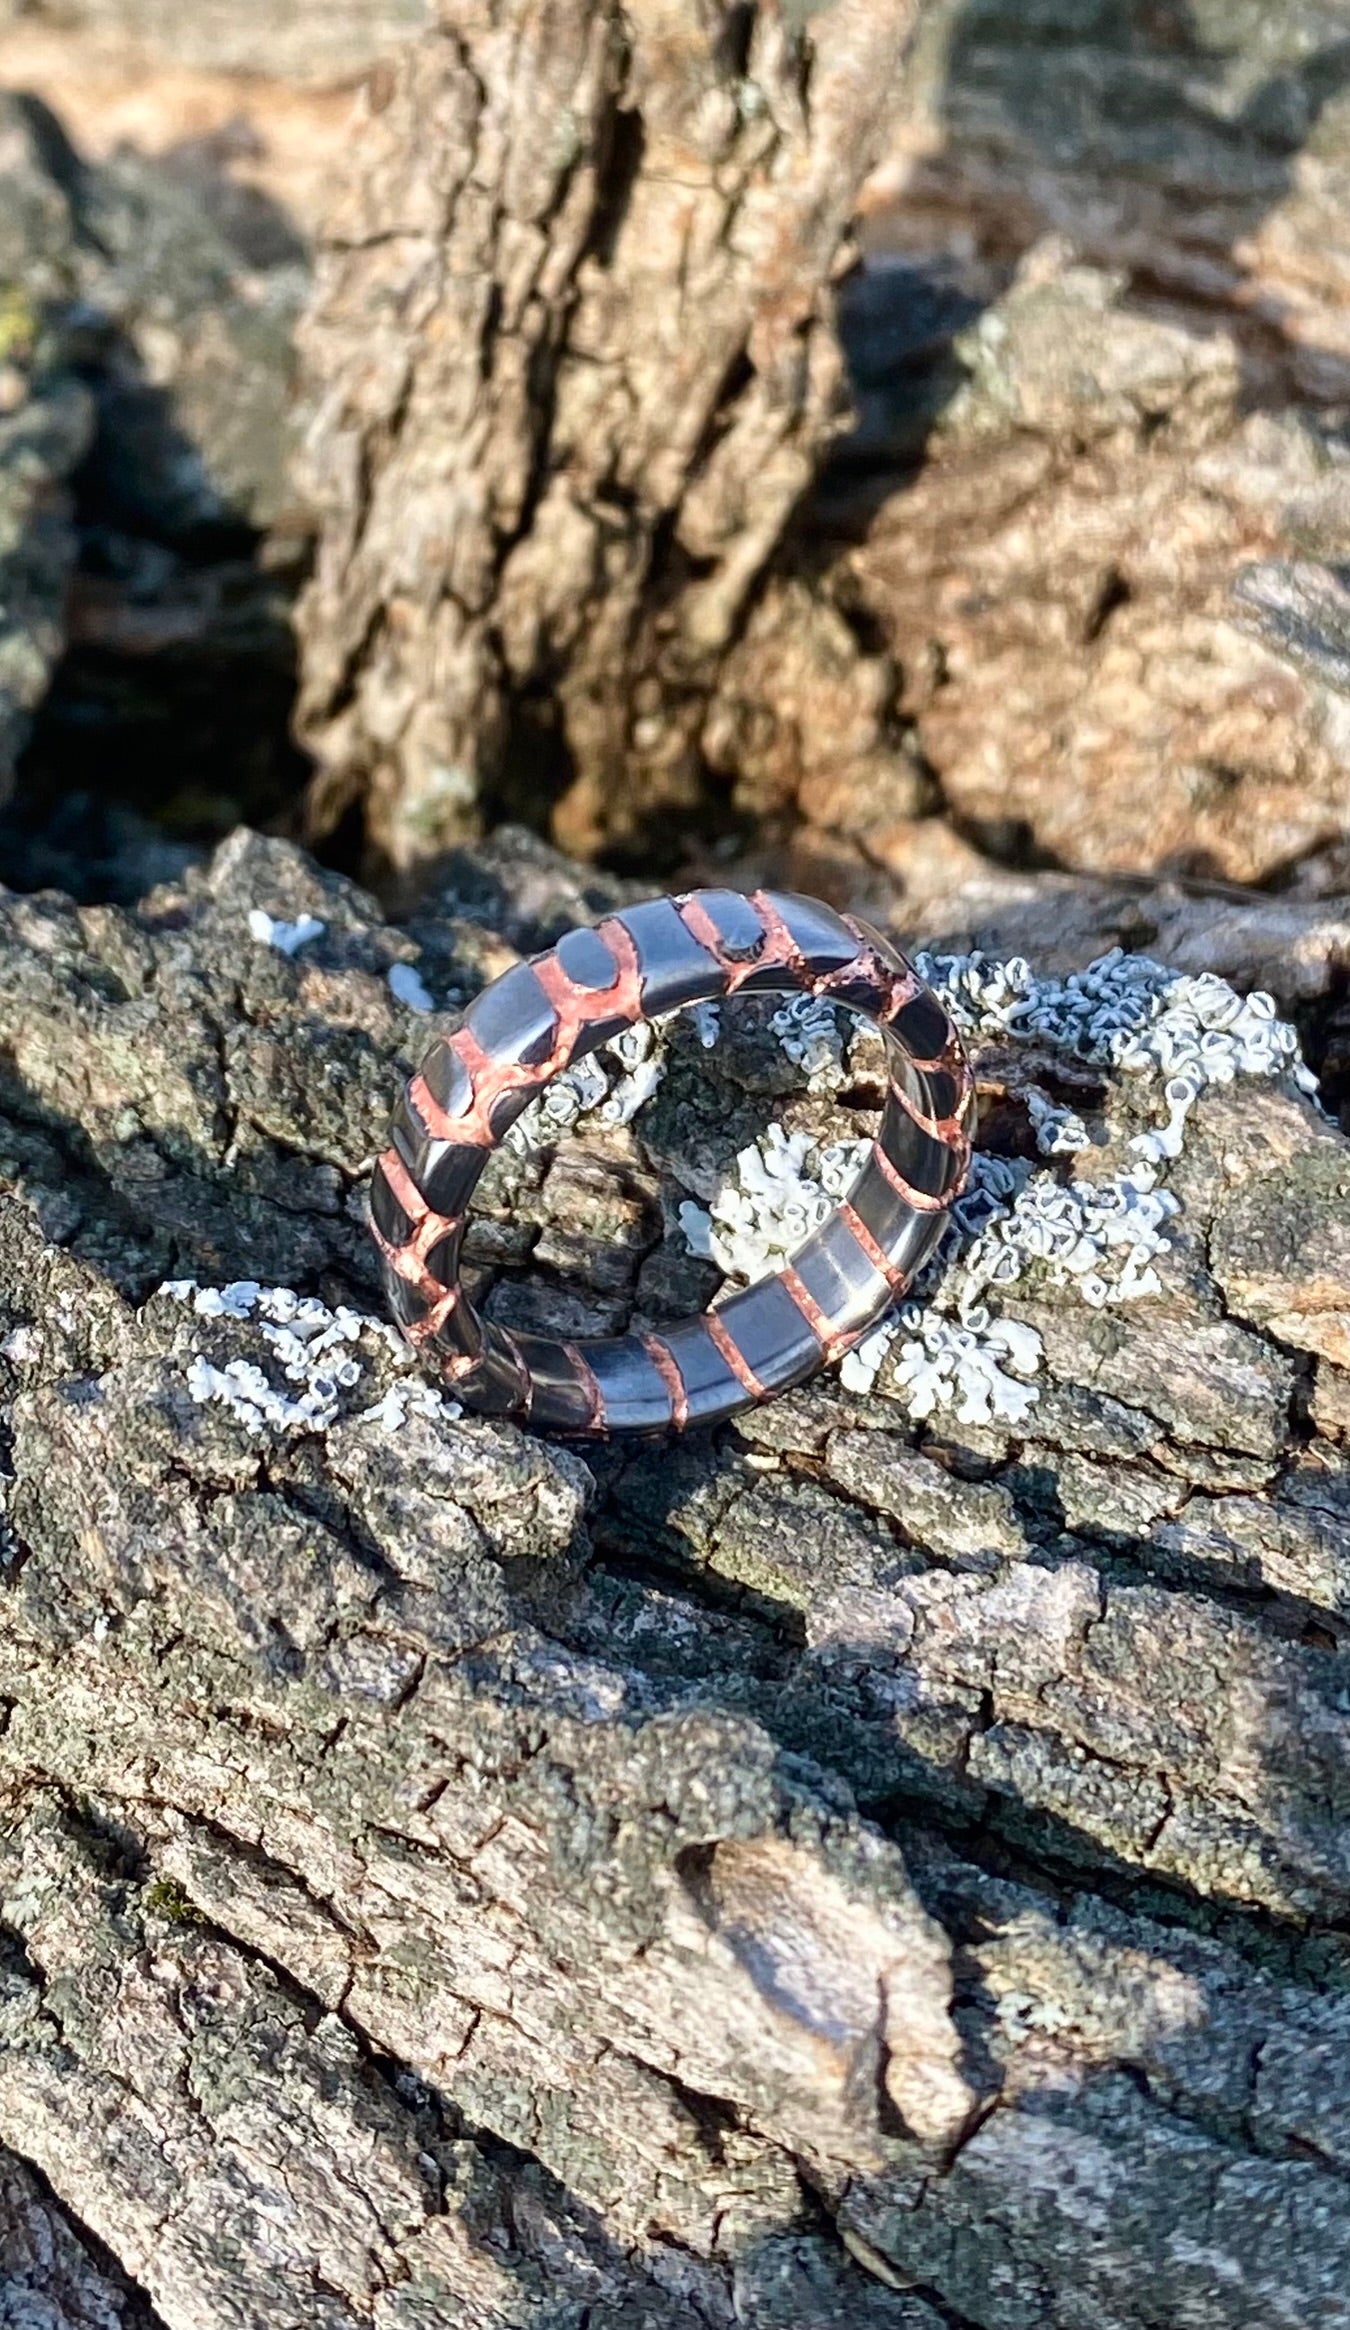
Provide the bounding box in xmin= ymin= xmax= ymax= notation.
xmin=370 ymin=890 xmax=974 ymax=1435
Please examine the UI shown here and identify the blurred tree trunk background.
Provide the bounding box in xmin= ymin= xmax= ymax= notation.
xmin=3 ymin=0 xmax=1350 ymax=910
xmin=282 ymin=0 xmax=1350 ymax=898
xmin=291 ymin=0 xmax=933 ymax=872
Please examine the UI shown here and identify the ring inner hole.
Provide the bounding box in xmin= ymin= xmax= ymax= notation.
xmin=459 ymin=988 xmax=893 ymax=1356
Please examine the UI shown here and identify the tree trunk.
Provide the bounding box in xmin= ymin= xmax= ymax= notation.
xmin=0 ymin=0 xmax=429 ymax=85
xmin=0 ymin=825 xmax=1348 ymax=2326
xmin=292 ymin=0 xmax=933 ymax=873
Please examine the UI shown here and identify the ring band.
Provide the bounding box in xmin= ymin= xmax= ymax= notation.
xmin=370 ymin=889 xmax=973 ymax=1435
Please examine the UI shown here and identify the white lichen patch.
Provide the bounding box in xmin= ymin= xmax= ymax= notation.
xmin=597 ymin=1021 xmax=667 ymax=1126
xmin=674 ymin=1137 xmax=1052 ymax=1422
xmin=161 ymin=1279 xmax=460 ymax=1436
xmin=247 ymin=909 xmax=326 ymax=957
xmin=1027 ymin=1089 xmax=1091 ymax=1155
xmin=506 ymin=1002 xmax=718 ymax=1156
xmin=770 ymin=993 xmax=846 ymax=1092
xmin=835 ymin=1151 xmax=1180 ymax=1416
xmin=683 ymin=948 xmax=1319 ymax=1428
xmin=919 ymin=946 xmax=1318 ymax=1164
xmin=842 ymin=1309 xmax=1043 ymax=1427
xmin=673 ymin=1119 xmax=1181 ymax=1424
xmin=687 ymin=1001 xmax=721 ymax=1050
xmin=354 ymin=1380 xmax=461 ymax=1432
xmin=504 ymin=1018 xmax=670 ymax=1154
xmin=502 ymin=990 xmax=836 ymax=1162
xmin=679 ymin=1122 xmax=868 ymax=1281
xmin=945 ymin=1157 xmax=1180 ymax=1317
xmin=387 ymin=961 xmax=435 ymax=1013
xmin=184 ymin=1351 xmax=346 ymax=1435
xmin=505 ymin=1051 xmax=613 ymax=1153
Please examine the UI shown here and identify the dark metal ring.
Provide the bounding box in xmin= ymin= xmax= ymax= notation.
xmin=370 ymin=889 xmax=973 ymax=1436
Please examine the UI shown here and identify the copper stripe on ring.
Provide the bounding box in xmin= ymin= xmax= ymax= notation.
xmin=674 ymin=891 xmax=801 ymax=996
xmin=377 ymin=1143 xmax=434 ymax=1227
xmin=871 ymin=1137 xmax=959 ymax=1215
xmin=778 ymin=1264 xmax=830 ymax=1348
xmin=495 ymin=1325 xmax=538 ymax=1417
xmin=562 ymin=1340 xmax=606 ymax=1434
xmin=779 ymin=1264 xmax=865 ymax=1362
xmin=412 ymin=918 xmax=647 ymax=1151
xmin=833 ymin=921 xmax=925 ymax=1016
xmin=706 ymin=1310 xmax=767 ymax=1402
xmin=372 ymin=1148 xmax=461 ymax=1277
xmin=885 ymin=1019 xmax=965 ymax=1075
xmin=837 ymin=1200 xmax=913 ymax=1298
xmin=748 ymin=891 xmax=811 ymax=984
xmin=370 ymin=1220 xmax=431 ymax=1297
xmin=673 ymin=893 xmax=756 ymax=989
xmin=641 ymin=1334 xmax=689 ymax=1430
xmin=531 ymin=916 xmax=646 ymax=1055
xmin=399 ymin=1276 xmax=463 ymax=1344
xmin=889 ymin=1064 xmax=976 ymax=1145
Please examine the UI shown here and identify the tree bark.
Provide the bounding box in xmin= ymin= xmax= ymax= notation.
xmin=0 ymin=825 xmax=1348 ymax=2325
xmin=292 ymin=0 xmax=933 ymax=872
xmin=0 ymin=0 xmax=429 ymax=85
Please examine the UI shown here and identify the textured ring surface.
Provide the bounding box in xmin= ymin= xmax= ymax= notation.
xmin=371 ymin=889 xmax=973 ymax=1435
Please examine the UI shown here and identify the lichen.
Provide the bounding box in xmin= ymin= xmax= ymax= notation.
xmin=355 ymin=1380 xmax=462 ymax=1431
xmin=506 ymin=1004 xmax=710 ymax=1155
xmin=686 ymin=1001 xmax=721 ymax=1051
xmin=387 ymin=961 xmax=435 ymax=1013
xmin=687 ymin=949 xmax=1320 ymax=1424
xmin=247 ymin=908 xmax=326 ymax=957
xmin=143 ymin=1876 xmax=203 ymax=1926
xmin=769 ymin=993 xmax=846 ymax=1092
xmin=944 ymin=1158 xmax=1180 ymax=1317
xmin=501 ymin=993 xmax=834 ymax=1161
xmin=679 ymin=1122 xmax=867 ymax=1280
xmin=161 ymin=1280 xmax=458 ymax=1436
xmin=1027 ymin=1090 xmax=1091 ymax=1155
xmin=918 ymin=947 xmax=1319 ymax=1164
xmin=596 ymin=1021 xmax=666 ymax=1126
xmin=841 ymin=1308 xmax=1042 ymax=1426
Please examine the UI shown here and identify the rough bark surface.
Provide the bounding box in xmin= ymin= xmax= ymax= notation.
xmin=717 ymin=0 xmax=1350 ymax=898
xmin=0 ymin=84 xmax=311 ymax=850
xmin=284 ymin=0 xmax=1350 ymax=895
xmin=0 ymin=104 xmax=93 ymax=800
xmin=882 ymin=0 xmax=1350 ymax=402
xmin=10 ymin=1 xmax=1350 ymax=904
xmin=293 ymin=0 xmax=931 ymax=870
xmin=0 ymin=2147 xmax=161 ymax=2329
xmin=834 ymin=247 xmax=1350 ymax=893
xmin=0 ymin=0 xmax=428 ymax=87
xmin=0 ymin=825 xmax=1348 ymax=2326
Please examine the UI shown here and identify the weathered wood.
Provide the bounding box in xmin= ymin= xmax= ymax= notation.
xmin=767 ymin=0 xmax=1350 ymax=896
xmin=0 ymin=826 xmax=1347 ymax=2326
xmin=835 ymin=246 xmax=1350 ymax=894
xmin=0 ymin=0 xmax=428 ymax=86
xmin=288 ymin=0 xmax=1350 ymax=899
xmin=0 ymin=97 xmax=94 ymax=802
xmin=882 ymin=0 xmax=1350 ymax=402
xmin=292 ymin=0 xmax=933 ymax=870
xmin=0 ymin=2145 xmax=159 ymax=2329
